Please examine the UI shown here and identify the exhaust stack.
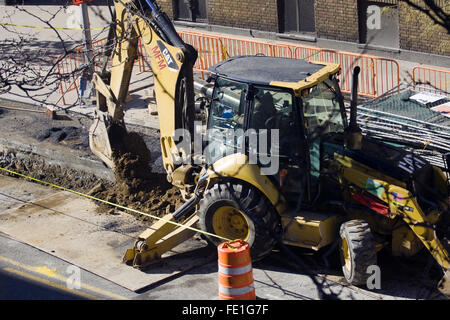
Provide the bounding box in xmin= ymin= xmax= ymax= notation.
xmin=345 ymin=66 xmax=362 ymax=150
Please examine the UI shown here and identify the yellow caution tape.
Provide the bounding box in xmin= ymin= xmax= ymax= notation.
xmin=0 ymin=22 xmax=109 ymax=31
xmin=0 ymin=166 xmax=231 ymax=242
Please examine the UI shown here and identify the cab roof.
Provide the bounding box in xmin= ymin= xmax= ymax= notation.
xmin=208 ymin=55 xmax=340 ymax=94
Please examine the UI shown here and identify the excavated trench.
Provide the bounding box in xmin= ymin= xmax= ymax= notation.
xmin=0 ymin=105 xmax=184 ymax=224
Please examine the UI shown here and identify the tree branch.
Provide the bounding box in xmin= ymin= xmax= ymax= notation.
xmin=399 ymin=0 xmax=450 ymax=33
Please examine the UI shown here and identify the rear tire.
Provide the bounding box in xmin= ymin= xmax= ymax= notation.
xmin=339 ymin=220 xmax=377 ymax=286
xmin=197 ymin=182 xmax=281 ymax=261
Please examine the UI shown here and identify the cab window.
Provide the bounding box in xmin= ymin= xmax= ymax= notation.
xmin=249 ymin=87 xmax=296 ymax=157
xmin=206 ymin=78 xmax=248 ymax=164
xmin=302 ymin=79 xmax=345 ymax=140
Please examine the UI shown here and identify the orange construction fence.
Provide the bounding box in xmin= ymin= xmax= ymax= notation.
xmin=56 ymin=37 xmax=112 ymax=105
xmin=178 ymin=31 xmax=399 ymax=98
xmin=293 ymin=48 xmax=400 ymax=98
xmin=57 ymin=30 xmax=404 ymax=105
xmin=56 ymin=37 xmax=146 ymax=106
xmin=412 ymin=66 xmax=450 ymax=93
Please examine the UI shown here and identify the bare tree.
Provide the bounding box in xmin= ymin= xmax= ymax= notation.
xmin=0 ymin=3 xmax=113 ymax=108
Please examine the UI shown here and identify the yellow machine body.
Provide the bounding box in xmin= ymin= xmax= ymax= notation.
xmin=89 ymin=1 xmax=449 ymax=294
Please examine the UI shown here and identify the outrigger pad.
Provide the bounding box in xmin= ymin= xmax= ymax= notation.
xmin=123 ymin=213 xmax=201 ymax=270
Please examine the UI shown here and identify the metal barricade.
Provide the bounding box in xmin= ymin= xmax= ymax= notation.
xmin=56 ymin=31 xmax=402 ymax=104
xmin=180 ymin=31 xmax=226 ymax=79
xmin=179 ymin=31 xmax=399 ymax=98
xmin=412 ymin=66 xmax=450 ymax=93
xmin=57 ymin=37 xmax=140 ymax=105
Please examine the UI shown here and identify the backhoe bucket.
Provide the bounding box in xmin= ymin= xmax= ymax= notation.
xmin=89 ymin=110 xmax=126 ymax=170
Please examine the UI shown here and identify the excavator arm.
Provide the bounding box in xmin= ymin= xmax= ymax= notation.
xmin=90 ymin=0 xmax=197 ymax=178
xmin=89 ymin=0 xmax=202 ymax=269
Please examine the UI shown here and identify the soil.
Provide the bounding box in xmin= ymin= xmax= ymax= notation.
xmin=93 ymin=173 xmax=184 ymax=222
xmin=0 ymin=101 xmax=184 ymax=224
xmin=92 ymin=127 xmax=184 ymax=221
xmin=0 ymin=151 xmax=111 ymax=192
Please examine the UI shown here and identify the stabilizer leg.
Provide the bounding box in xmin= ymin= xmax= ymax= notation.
xmin=123 ymin=213 xmax=199 ymax=269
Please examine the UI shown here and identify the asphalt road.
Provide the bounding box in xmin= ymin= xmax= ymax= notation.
xmin=0 ymin=227 xmax=446 ymax=301
xmin=0 ymin=233 xmax=136 ymax=300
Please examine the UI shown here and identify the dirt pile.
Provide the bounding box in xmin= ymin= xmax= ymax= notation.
xmin=92 ymin=130 xmax=184 ymax=222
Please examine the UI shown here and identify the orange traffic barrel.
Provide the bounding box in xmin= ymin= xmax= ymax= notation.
xmin=217 ymin=240 xmax=255 ymax=300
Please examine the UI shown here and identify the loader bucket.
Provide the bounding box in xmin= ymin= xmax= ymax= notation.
xmin=89 ymin=110 xmax=127 ymax=170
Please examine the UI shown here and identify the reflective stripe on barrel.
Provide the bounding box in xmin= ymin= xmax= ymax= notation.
xmin=219 ymin=283 xmax=255 ymax=296
xmin=217 ymin=240 xmax=256 ymax=300
xmin=218 ymin=263 xmax=252 ymax=275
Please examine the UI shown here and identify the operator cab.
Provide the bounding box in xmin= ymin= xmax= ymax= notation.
xmin=205 ymin=55 xmax=347 ymax=206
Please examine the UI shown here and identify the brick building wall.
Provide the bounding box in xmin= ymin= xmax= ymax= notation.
xmin=398 ymin=1 xmax=450 ymax=56
xmin=158 ymin=0 xmax=278 ymax=32
xmin=206 ymin=0 xmax=278 ymax=32
xmin=313 ymin=0 xmax=449 ymax=55
xmin=158 ymin=0 xmax=174 ymax=18
xmin=314 ymin=0 xmax=359 ymax=42
xmin=156 ymin=0 xmax=448 ymax=57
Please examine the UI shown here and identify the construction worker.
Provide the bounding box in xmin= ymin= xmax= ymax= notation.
xmin=251 ymin=91 xmax=277 ymax=130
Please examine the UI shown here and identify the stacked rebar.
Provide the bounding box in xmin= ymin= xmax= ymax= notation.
xmin=355 ymin=84 xmax=450 ymax=170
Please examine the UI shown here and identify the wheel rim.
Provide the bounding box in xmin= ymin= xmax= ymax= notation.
xmin=212 ymin=205 xmax=250 ymax=241
xmin=341 ymin=237 xmax=351 ymax=274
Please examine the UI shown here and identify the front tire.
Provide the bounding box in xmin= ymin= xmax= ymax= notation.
xmin=197 ymin=182 xmax=281 ymax=261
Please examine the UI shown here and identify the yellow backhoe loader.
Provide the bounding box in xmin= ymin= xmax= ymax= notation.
xmin=89 ymin=0 xmax=449 ymax=293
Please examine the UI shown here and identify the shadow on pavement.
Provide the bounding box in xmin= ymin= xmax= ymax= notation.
xmin=0 ymin=268 xmax=88 ymax=300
